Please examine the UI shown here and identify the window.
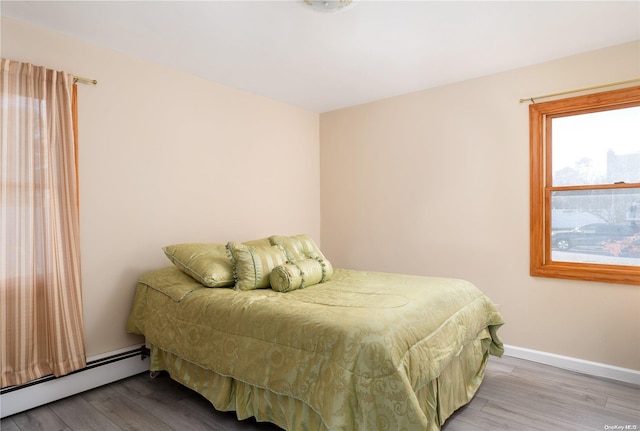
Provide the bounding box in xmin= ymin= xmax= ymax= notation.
xmin=529 ymin=86 xmax=640 ymax=285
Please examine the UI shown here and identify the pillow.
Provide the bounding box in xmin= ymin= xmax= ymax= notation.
xmin=269 ymin=234 xmax=334 ymax=282
xmin=270 ymin=258 xmax=333 ymax=293
xmin=162 ymin=237 xmax=271 ymax=288
xmin=269 ymin=234 xmax=328 ymax=263
xmin=162 ymin=243 xmax=234 ymax=287
xmin=242 ymin=237 xmax=272 ymax=248
xmin=226 ymin=241 xmax=287 ymax=291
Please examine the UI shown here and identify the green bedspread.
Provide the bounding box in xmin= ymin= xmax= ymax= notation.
xmin=126 ymin=266 xmax=504 ymax=430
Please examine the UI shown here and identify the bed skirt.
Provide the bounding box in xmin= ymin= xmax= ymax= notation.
xmin=147 ymin=328 xmax=491 ymax=431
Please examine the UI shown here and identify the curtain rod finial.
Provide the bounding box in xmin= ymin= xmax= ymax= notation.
xmin=73 ymin=76 xmax=97 ymax=85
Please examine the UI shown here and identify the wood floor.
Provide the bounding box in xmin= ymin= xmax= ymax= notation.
xmin=2 ymin=355 xmax=639 ymax=431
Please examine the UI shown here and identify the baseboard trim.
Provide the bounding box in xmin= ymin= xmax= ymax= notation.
xmin=503 ymin=344 xmax=640 ymax=385
xmin=1 ymin=345 xmax=150 ymax=418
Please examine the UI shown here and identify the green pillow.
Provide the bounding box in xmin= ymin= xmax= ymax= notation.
xmin=270 ymin=258 xmax=333 ymax=293
xmin=226 ymin=241 xmax=287 ymax=291
xmin=162 ymin=243 xmax=234 ymax=287
xmin=269 ymin=234 xmax=328 ymax=262
xmin=163 ymin=237 xmax=271 ymax=288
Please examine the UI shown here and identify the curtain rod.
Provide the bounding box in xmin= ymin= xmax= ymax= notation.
xmin=519 ymin=78 xmax=640 ymax=104
xmin=73 ymin=75 xmax=97 ymax=85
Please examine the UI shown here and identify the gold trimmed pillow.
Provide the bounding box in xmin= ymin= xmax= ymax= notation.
xmin=226 ymin=241 xmax=287 ymax=291
xmin=163 ymin=243 xmax=234 ymax=287
xmin=163 ymin=237 xmax=271 ymax=288
xmin=270 ymin=258 xmax=333 ymax=292
xmin=269 ymin=234 xmax=327 ymax=263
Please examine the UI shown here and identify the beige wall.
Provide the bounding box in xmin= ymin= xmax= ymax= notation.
xmin=2 ymin=18 xmax=321 ymax=357
xmin=320 ymin=41 xmax=640 ymax=370
xmin=3 ymin=16 xmax=639 ymax=371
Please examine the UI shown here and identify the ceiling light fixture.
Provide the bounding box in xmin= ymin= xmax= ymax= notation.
xmin=302 ymin=0 xmax=354 ymax=13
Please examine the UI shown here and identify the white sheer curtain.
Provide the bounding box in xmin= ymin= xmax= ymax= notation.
xmin=1 ymin=58 xmax=86 ymax=388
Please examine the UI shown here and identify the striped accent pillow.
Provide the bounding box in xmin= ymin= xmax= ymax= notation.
xmin=226 ymin=241 xmax=287 ymax=291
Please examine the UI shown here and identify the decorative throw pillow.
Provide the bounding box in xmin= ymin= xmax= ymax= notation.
xmin=163 ymin=237 xmax=271 ymax=288
xmin=226 ymin=241 xmax=287 ymax=291
xmin=270 ymin=258 xmax=333 ymax=292
xmin=269 ymin=234 xmax=327 ymax=262
xmin=163 ymin=243 xmax=235 ymax=287
xmin=269 ymin=234 xmax=334 ymax=281
xmin=242 ymin=237 xmax=272 ymax=248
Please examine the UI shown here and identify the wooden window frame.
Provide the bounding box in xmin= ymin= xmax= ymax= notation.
xmin=529 ymin=86 xmax=640 ymax=285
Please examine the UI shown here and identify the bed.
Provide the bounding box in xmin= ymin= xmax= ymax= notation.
xmin=126 ymin=235 xmax=504 ymax=431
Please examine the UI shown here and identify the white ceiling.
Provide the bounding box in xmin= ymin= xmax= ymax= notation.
xmin=2 ymin=1 xmax=639 ymax=112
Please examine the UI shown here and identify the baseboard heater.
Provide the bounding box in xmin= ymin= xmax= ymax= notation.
xmin=1 ymin=345 xmax=150 ymax=418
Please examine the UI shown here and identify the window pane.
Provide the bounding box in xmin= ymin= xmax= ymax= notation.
xmin=551 ymin=188 xmax=640 ymax=266
xmin=552 ymin=106 xmax=640 ymax=186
